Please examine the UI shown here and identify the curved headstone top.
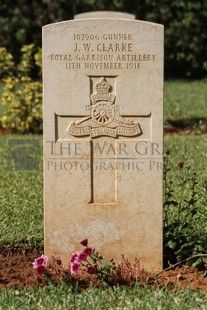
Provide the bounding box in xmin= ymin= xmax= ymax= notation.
xmin=74 ymin=11 xmax=136 ymax=20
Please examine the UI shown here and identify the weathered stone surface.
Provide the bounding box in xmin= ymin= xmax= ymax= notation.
xmin=43 ymin=18 xmax=164 ymax=271
xmin=74 ymin=11 xmax=135 ymax=19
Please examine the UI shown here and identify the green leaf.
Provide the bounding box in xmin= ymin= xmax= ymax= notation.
xmin=101 ymin=260 xmax=111 ymax=272
xmin=192 ymin=257 xmax=203 ymax=267
xmin=166 ymin=240 xmax=177 ymax=250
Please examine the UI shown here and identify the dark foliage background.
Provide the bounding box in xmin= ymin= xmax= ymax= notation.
xmin=0 ymin=0 xmax=207 ymax=78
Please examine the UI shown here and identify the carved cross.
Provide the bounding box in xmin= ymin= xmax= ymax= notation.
xmin=56 ymin=77 xmax=150 ymax=204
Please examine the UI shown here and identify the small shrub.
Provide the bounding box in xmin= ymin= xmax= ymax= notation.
xmin=0 ymin=47 xmax=15 ymax=77
xmin=1 ymin=76 xmax=42 ymax=133
xmin=18 ymin=44 xmax=42 ymax=78
xmin=163 ymin=152 xmax=207 ymax=266
xmin=0 ymin=44 xmax=43 ymax=133
xmin=34 ymin=47 xmax=42 ymax=75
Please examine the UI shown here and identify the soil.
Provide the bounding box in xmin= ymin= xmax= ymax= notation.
xmin=0 ymin=127 xmax=12 ymax=135
xmin=1 ymin=244 xmax=207 ymax=291
xmin=164 ymin=118 xmax=207 ymax=135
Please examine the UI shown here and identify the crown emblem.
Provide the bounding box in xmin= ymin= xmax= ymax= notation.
xmin=95 ymin=77 xmax=111 ymax=94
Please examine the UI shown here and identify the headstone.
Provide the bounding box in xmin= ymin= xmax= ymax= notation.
xmin=43 ymin=16 xmax=164 ymax=271
xmin=74 ymin=11 xmax=135 ymax=20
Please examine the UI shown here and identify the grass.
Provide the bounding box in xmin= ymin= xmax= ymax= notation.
xmin=1 ymin=285 xmax=207 ymax=309
xmin=0 ymin=82 xmax=5 ymax=116
xmin=164 ymin=134 xmax=207 ymax=176
xmin=0 ymin=135 xmax=43 ymax=245
xmin=164 ymin=79 xmax=207 ymax=123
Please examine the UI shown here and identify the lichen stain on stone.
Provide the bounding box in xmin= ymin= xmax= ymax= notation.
xmin=67 ymin=220 xmax=122 ymax=246
xmin=48 ymin=229 xmax=75 ymax=253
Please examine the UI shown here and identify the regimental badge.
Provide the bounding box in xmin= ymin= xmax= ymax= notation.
xmin=67 ymin=77 xmax=142 ymax=138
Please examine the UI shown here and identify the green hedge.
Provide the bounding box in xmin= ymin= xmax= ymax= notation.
xmin=1 ymin=0 xmax=207 ymax=77
xmin=0 ymin=45 xmax=42 ymax=133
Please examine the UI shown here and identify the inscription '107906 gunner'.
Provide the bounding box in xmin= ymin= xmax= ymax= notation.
xmin=67 ymin=77 xmax=142 ymax=138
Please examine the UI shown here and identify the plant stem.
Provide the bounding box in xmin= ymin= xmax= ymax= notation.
xmin=157 ymin=253 xmax=207 ymax=274
xmin=177 ymin=173 xmax=186 ymax=222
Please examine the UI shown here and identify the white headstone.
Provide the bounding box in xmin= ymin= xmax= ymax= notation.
xmin=43 ymin=17 xmax=164 ymax=271
xmin=74 ymin=11 xmax=135 ymax=20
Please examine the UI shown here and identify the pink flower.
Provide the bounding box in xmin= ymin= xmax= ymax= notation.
xmin=77 ymin=250 xmax=88 ymax=262
xmin=83 ymin=247 xmax=93 ymax=256
xmin=70 ymin=261 xmax=80 ymax=275
xmin=70 ymin=252 xmax=79 ymax=262
xmin=32 ymin=255 xmax=48 ymax=269
xmin=36 ymin=265 xmax=46 ymax=276
xmin=178 ymin=162 xmax=184 ymax=169
xmin=87 ymin=265 xmax=95 ymax=274
xmin=80 ymin=239 xmax=88 ymax=246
